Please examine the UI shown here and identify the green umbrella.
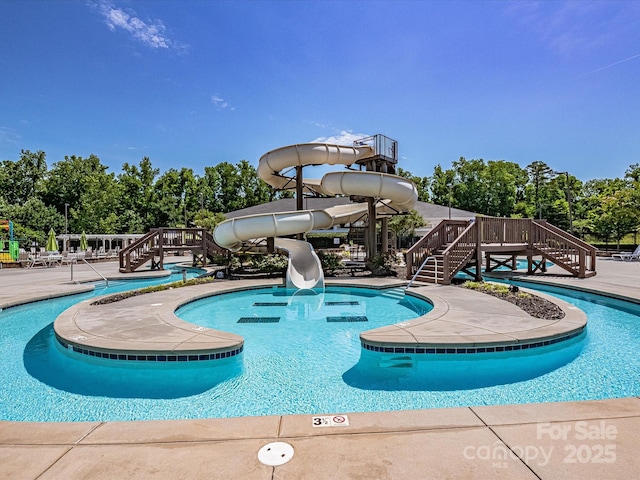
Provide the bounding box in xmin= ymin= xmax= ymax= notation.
xmin=79 ymin=231 xmax=88 ymax=251
xmin=45 ymin=228 xmax=59 ymax=252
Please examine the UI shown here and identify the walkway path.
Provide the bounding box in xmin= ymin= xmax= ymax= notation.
xmin=497 ymin=256 xmax=640 ymax=303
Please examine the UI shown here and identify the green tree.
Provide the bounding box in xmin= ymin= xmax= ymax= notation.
xmin=0 ymin=197 xmax=63 ymax=247
xmin=583 ymin=178 xmax=638 ymax=247
xmin=193 ymin=209 xmax=226 ymax=231
xmin=397 ymin=168 xmax=430 ymax=202
xmin=548 ymin=172 xmax=583 ymax=233
xmin=212 ymin=162 xmax=240 ymax=212
xmin=451 ymin=157 xmax=488 ymax=214
xmin=117 ymin=157 xmax=159 ymax=232
xmin=41 ymin=154 xmax=112 ymax=231
xmin=0 ymin=149 xmax=47 ymax=204
xmin=624 ymin=163 xmax=640 ymax=242
xmin=482 ymin=160 xmax=528 ymax=217
xmin=525 ymin=161 xmax=555 ymax=220
xmin=429 ymin=164 xmax=455 ymax=208
xmin=238 ymin=159 xmax=272 ymax=208
xmin=152 ymin=168 xmax=197 ymax=227
xmin=199 ymin=166 xmax=224 ymax=213
xmin=209 ymin=160 xmax=271 ymax=213
xmin=73 ymin=169 xmax=121 ymax=234
xmin=388 ymin=209 xmax=425 ymax=247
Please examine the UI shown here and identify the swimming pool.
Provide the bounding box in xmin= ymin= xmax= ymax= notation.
xmin=1 ymin=277 xmax=639 ymax=422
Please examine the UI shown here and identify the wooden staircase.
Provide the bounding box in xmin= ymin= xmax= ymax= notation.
xmin=119 ymin=228 xmax=223 ymax=273
xmin=406 ymin=217 xmax=597 ymax=285
xmin=530 ymin=220 xmax=597 ymax=278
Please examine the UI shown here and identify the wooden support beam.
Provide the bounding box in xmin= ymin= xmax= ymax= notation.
xmin=296 ymin=165 xmax=303 ymax=241
xmin=474 ymin=217 xmax=483 ymax=281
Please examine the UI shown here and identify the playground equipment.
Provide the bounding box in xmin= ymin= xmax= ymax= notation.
xmin=0 ymin=220 xmax=19 ymax=262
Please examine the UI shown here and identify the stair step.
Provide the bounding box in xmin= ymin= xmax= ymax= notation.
xmin=415 ymin=274 xmax=440 ymax=281
xmin=414 ymin=277 xmax=439 ymax=284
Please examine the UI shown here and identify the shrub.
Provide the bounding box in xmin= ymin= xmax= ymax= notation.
xmin=254 ymin=253 xmax=288 ymax=273
xmin=211 ymin=253 xmax=231 ymax=266
xmin=318 ymin=252 xmax=343 ymax=275
xmin=366 ymin=252 xmax=396 ymax=276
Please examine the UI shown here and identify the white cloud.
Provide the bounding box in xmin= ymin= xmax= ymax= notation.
xmin=211 ymin=95 xmax=235 ymax=111
xmin=94 ymin=1 xmax=188 ymax=53
xmin=310 ymin=130 xmax=369 ymax=146
xmin=0 ymin=126 xmax=20 ymax=146
xmin=506 ymin=0 xmax=640 ymax=57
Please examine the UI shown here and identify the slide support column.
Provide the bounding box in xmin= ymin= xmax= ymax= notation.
xmin=367 ymin=198 xmax=377 ymax=261
xmin=381 ymin=217 xmax=389 ymax=253
xmin=296 ymin=165 xmax=304 ymax=241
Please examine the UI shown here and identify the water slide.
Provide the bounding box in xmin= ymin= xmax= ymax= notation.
xmin=213 ymin=143 xmax=418 ymax=290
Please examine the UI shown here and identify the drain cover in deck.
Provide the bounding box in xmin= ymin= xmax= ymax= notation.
xmin=238 ymin=317 xmax=280 ymax=323
xmin=326 ymin=316 xmax=368 ymax=322
xmin=258 ymin=442 xmax=294 ymax=466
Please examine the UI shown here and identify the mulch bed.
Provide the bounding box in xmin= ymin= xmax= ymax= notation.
xmin=458 ymin=283 xmax=565 ymax=320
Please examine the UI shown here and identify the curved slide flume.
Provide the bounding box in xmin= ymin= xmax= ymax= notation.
xmin=213 ymin=143 xmax=418 ymax=290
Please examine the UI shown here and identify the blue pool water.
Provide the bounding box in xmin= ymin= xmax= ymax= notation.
xmin=1 ymin=275 xmax=639 ymax=422
xmin=455 ymin=258 xmax=554 ymax=280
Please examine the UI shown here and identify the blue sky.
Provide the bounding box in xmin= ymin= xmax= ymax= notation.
xmin=1 ymin=0 xmax=639 ymax=182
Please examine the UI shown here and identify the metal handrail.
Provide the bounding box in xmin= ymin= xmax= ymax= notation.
xmin=70 ymin=257 xmax=109 ymax=285
xmin=83 ymin=259 xmax=108 ymax=285
xmin=406 ymin=255 xmax=437 ymax=289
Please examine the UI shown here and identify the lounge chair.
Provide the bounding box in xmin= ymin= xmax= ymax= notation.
xmin=26 ymin=255 xmax=46 ymax=268
xmin=43 ymin=252 xmax=64 ymax=266
xmin=62 ymin=252 xmax=78 ymax=265
xmin=611 ymin=245 xmax=640 ymax=261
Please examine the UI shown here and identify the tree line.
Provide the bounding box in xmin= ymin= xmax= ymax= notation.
xmin=1 ymin=149 xmax=638 ymax=248
xmin=0 ymin=150 xmax=291 ymax=246
xmin=400 ymin=159 xmax=640 ymax=247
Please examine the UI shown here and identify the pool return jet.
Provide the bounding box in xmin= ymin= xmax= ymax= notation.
xmin=213 ymin=136 xmax=418 ymax=291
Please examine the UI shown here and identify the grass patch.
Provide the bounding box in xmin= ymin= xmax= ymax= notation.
xmin=462 ymin=280 xmax=530 ymax=297
xmin=91 ymin=276 xmax=216 ymax=305
xmin=460 ymin=280 xmax=565 ymax=320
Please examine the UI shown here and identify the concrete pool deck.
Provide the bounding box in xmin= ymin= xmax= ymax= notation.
xmin=0 ymin=257 xmax=639 ymax=479
xmin=52 ymin=275 xmax=586 ymax=362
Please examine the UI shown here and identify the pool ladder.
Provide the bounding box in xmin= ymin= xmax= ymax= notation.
xmin=405 ymin=256 xmax=438 ymax=289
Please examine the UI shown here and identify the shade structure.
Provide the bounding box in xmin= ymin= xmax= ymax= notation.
xmin=80 ymin=231 xmax=88 ymax=251
xmin=46 ymin=228 xmax=59 ymax=252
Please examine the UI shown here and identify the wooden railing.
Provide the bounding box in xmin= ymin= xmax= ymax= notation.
xmin=119 ymin=229 xmax=158 ymax=273
xmin=530 ymin=221 xmax=596 ymax=277
xmin=406 ymin=216 xmax=597 ymax=284
xmin=119 ymin=227 xmax=221 ymax=273
xmin=480 ymin=217 xmax=530 ymax=244
xmin=533 ymin=220 xmax=597 ymax=274
xmin=441 ymin=221 xmax=477 ymax=284
xmin=405 ymin=220 xmax=469 ymax=280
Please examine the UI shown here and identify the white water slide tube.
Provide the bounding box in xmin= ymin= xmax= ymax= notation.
xmin=213 ymin=143 xmax=418 ymax=290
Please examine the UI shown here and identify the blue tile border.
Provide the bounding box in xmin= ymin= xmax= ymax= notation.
xmin=361 ymin=327 xmax=585 ymax=354
xmin=56 ymin=337 xmax=243 ymax=362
